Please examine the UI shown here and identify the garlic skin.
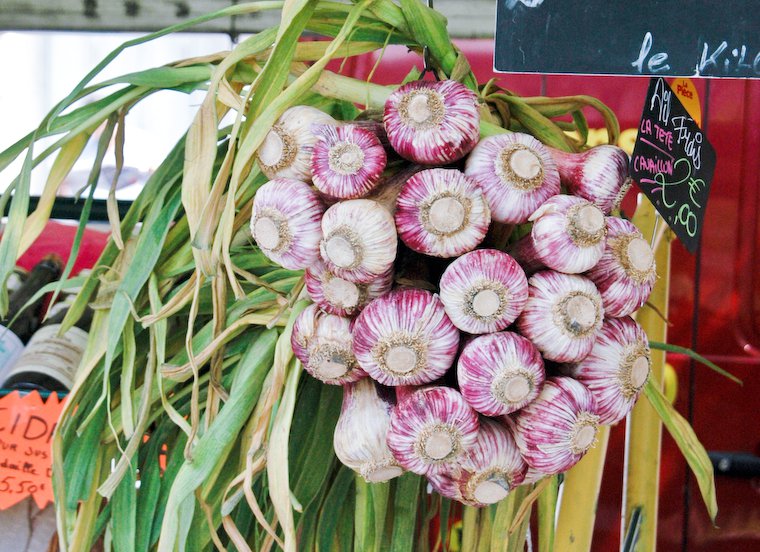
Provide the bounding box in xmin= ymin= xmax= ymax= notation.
xmin=509 ymin=195 xmax=606 ymax=274
xmin=521 ymin=466 xmax=549 ymax=486
xmin=257 ymin=105 xmax=336 ymax=182
xmin=334 ymin=379 xmax=404 ymax=482
xmin=387 ymin=386 xmax=479 ymax=476
xmin=586 ymin=217 xmax=656 ymax=318
xmin=311 ymin=124 xmax=387 ymax=199
xmin=439 ymin=249 xmax=528 ymax=334
xmin=353 ymin=288 xmax=460 ymax=386
xmin=319 ymin=199 xmax=397 ymax=283
xmin=457 ymin=332 xmax=544 ymax=417
xmin=290 ymin=304 xmax=365 ymax=385
xmin=384 ymin=80 xmax=480 ymax=165
xmin=516 ymin=271 xmax=604 ymax=362
xmin=428 ymin=419 xmax=527 ymax=506
xmin=305 ymin=258 xmax=393 ymax=317
xmin=395 ymin=168 xmax=490 ymax=258
xmin=563 ymin=316 xmax=651 ymax=425
xmin=509 ymin=376 xmax=600 ymax=474
xmin=250 ymin=178 xmax=325 ymax=270
xmin=549 ymin=145 xmax=631 ymax=214
xmin=464 ymin=133 xmax=561 ymax=224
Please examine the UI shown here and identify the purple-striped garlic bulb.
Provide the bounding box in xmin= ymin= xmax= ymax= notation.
xmin=290 ymin=304 xmax=365 ymax=385
xmin=394 ymin=168 xmax=490 ymax=258
xmin=464 ymin=133 xmax=560 ymax=224
xmin=319 ymin=199 xmax=397 ymax=283
xmin=257 ymin=105 xmax=336 ymax=182
xmin=429 ymin=419 xmax=527 ymax=506
xmin=333 ymin=379 xmax=404 ymax=482
xmin=305 ymin=258 xmax=393 ymax=317
xmin=383 ymin=80 xmax=480 ymax=165
xmin=439 ymin=249 xmax=528 ymax=334
xmin=509 ymin=376 xmax=600 ymax=474
xmin=311 ymin=124 xmax=387 ymax=199
xmin=457 ymin=332 xmax=544 ymax=417
xmin=549 ymin=145 xmax=631 ymax=214
xmin=387 ymin=386 xmax=479 ymax=476
xmin=509 ymin=195 xmax=607 ymax=274
xmin=563 ymin=316 xmax=651 ymax=424
xmin=516 ymin=271 xmax=604 ymax=362
xmin=251 ymin=178 xmax=325 ymax=270
xmin=353 ymin=288 xmax=460 ymax=386
xmin=586 ymin=217 xmax=656 ymax=318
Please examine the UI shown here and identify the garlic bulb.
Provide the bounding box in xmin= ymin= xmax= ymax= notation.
xmin=250 ymin=178 xmax=325 ymax=270
xmin=521 ymin=466 xmax=549 ymax=486
xmin=256 ymin=105 xmax=336 ymax=182
xmin=311 ymin=124 xmax=387 ymax=199
xmin=319 ymin=199 xmax=397 ymax=283
xmin=464 ymin=133 xmax=560 ymax=224
xmin=439 ymin=249 xmax=528 ymax=334
xmin=549 ymin=145 xmax=631 ymax=214
xmin=428 ymin=419 xmax=527 ymax=506
xmin=305 ymin=258 xmax=393 ymax=317
xmin=353 ymin=288 xmax=460 ymax=386
xmin=509 ymin=195 xmax=606 ymax=274
xmin=394 ymin=168 xmax=490 ymax=258
xmin=334 ymin=379 xmax=404 ymax=482
xmin=509 ymin=376 xmax=600 ymax=474
xmin=386 ymin=386 xmax=479 ymax=476
xmin=585 ymin=217 xmax=656 ymax=318
xmin=457 ymin=332 xmax=544 ymax=417
xmin=563 ymin=316 xmax=651 ymax=424
xmin=290 ymin=304 xmax=365 ymax=385
xmin=516 ymin=271 xmax=604 ymax=362
xmin=383 ymin=80 xmax=480 ymax=165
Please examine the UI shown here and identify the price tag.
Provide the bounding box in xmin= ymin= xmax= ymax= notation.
xmin=0 ymin=391 xmax=64 ymax=510
xmin=630 ymin=77 xmax=716 ymax=253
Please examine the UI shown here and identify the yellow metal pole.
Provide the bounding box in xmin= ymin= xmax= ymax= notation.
xmin=622 ymin=197 xmax=672 ymax=550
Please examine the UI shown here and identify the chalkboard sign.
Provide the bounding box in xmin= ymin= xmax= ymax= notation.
xmin=630 ymin=78 xmax=715 ymax=253
xmin=495 ymin=1 xmax=760 ymax=78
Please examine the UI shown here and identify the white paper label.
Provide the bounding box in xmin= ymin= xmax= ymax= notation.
xmin=4 ymin=324 xmax=88 ymax=390
xmin=0 ymin=325 xmax=24 ymax=376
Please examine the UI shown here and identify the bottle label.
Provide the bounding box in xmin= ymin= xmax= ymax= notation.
xmin=0 ymin=325 xmax=25 ymax=375
xmin=4 ymin=324 xmax=88 ymax=390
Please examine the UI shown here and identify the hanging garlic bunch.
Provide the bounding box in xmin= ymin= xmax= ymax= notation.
xmin=386 ymin=386 xmax=479 ymax=476
xmin=333 ymin=379 xmax=404 ymax=483
xmin=353 ymin=288 xmax=459 ymax=386
xmin=509 ymin=376 xmax=600 ymax=474
xmin=586 ymin=217 xmax=656 ymax=318
xmin=562 ymin=316 xmax=651 ymax=424
xmin=305 ymin=258 xmax=393 ymax=317
xmin=256 ymin=105 xmax=336 ymax=182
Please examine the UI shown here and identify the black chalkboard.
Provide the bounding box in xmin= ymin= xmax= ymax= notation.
xmin=630 ymin=78 xmax=715 ymax=253
xmin=495 ymin=1 xmax=760 ymax=78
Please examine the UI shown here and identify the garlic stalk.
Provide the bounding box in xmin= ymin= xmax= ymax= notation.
xmin=516 ymin=271 xmax=604 ymax=362
xmin=439 ymin=249 xmax=528 ymax=334
xmin=464 ymin=132 xmax=560 ymax=224
xmin=457 ymin=331 xmax=544 ymax=417
xmin=384 ymin=80 xmax=480 ymax=165
xmin=563 ymin=316 xmax=651 ymax=424
xmin=428 ymin=419 xmax=527 ymax=506
xmin=250 ymin=178 xmax=325 ymax=270
xmin=509 ymin=195 xmax=607 ymax=274
xmin=333 ymin=379 xmax=404 ymax=482
xmin=394 ymin=168 xmax=490 ymax=258
xmin=256 ymin=105 xmax=336 ymax=182
xmin=311 ymin=124 xmax=387 ymax=199
xmin=353 ymin=288 xmax=460 ymax=386
xmin=586 ymin=217 xmax=656 ymax=318
xmin=509 ymin=376 xmax=600 ymax=474
xmin=386 ymin=386 xmax=479 ymax=476
xmin=290 ymin=304 xmax=365 ymax=385
xmin=305 ymin=258 xmax=392 ymax=317
xmin=319 ymin=199 xmax=397 ymax=283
